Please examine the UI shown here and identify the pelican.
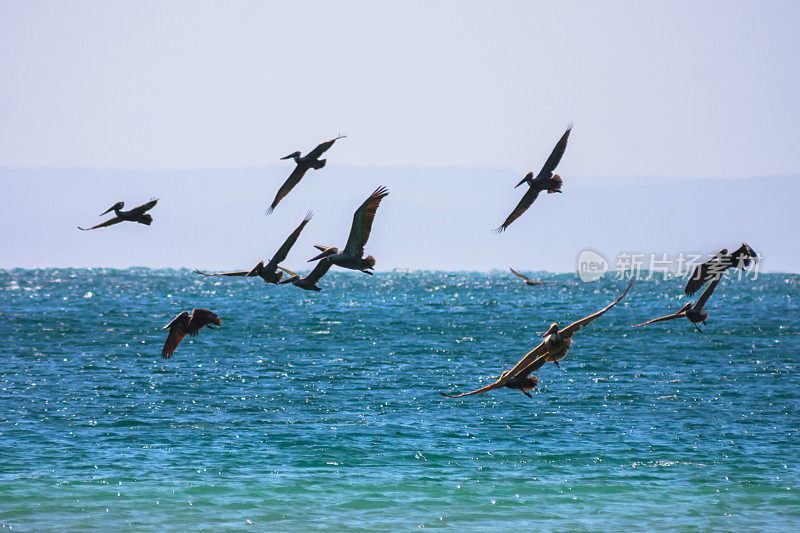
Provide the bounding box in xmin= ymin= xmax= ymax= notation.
xmin=633 ymin=277 xmax=720 ymax=333
xmin=161 ymin=308 xmax=221 ymax=359
xmin=496 ymin=126 xmax=571 ymax=232
xmin=441 ymin=281 xmax=632 ymax=398
xmin=79 ymin=199 xmax=159 ymax=230
xmin=277 ymin=258 xmax=333 ymax=291
xmin=509 ymin=267 xmax=554 ymax=286
xmin=194 ymin=212 xmax=312 ymax=283
xmin=307 ymin=186 xmax=389 ymax=275
xmin=268 ymin=135 xmax=346 ymax=213
xmin=684 ymin=243 xmax=757 ymax=296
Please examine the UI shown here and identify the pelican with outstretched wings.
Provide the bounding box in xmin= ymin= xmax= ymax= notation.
xmin=161 ymin=308 xmax=221 ymax=359
xmin=307 ymin=186 xmax=389 ymax=275
xmin=79 ymin=199 xmax=159 ymax=230
xmin=195 ymin=212 xmax=312 ymax=283
xmin=496 ymin=126 xmax=571 ymax=232
xmin=634 ymin=277 xmax=720 ymax=333
xmin=509 ymin=268 xmax=554 ymax=286
xmin=684 ymin=243 xmax=757 ymax=296
xmin=277 ymin=258 xmax=333 ymax=291
xmin=441 ymin=281 xmax=633 ymax=399
xmin=268 ymin=135 xmax=346 ymax=213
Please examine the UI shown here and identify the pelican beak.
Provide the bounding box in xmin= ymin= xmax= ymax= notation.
xmin=308 ymin=249 xmax=335 ymax=262
xmin=100 ymin=205 xmax=116 ymax=215
xmin=280 ymin=151 xmax=300 ymax=160
xmin=515 ymin=172 xmax=533 ymax=188
xmin=278 ymin=277 xmax=295 ymax=285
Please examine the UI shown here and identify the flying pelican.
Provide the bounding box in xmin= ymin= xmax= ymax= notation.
xmin=194 ymin=212 xmax=312 ymax=283
xmin=268 ymin=135 xmax=346 ymax=213
xmin=509 ymin=267 xmax=554 ymax=286
xmin=496 ymin=126 xmax=571 ymax=232
xmin=79 ymin=199 xmax=159 ymax=230
xmin=684 ymin=243 xmax=757 ymax=296
xmin=633 ymin=277 xmax=720 ymax=333
xmin=441 ymin=281 xmax=632 ymax=398
xmin=307 ymin=186 xmax=389 ymax=275
xmin=161 ymin=308 xmax=221 ymax=359
xmin=277 ymin=258 xmax=333 ymax=291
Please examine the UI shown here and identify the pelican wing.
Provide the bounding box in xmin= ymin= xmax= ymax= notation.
xmin=505 ymin=339 xmax=549 ymax=379
xmin=194 ymin=268 xmax=252 ymax=277
xmin=559 ymin=280 xmax=633 ymax=338
xmin=343 ymin=186 xmax=389 ymax=256
xmin=685 ymin=248 xmax=727 ymax=296
xmin=512 ymin=351 xmax=553 ymax=379
xmin=268 ymin=165 xmax=309 ymax=213
xmin=440 ymin=378 xmax=504 ymax=398
xmin=78 ymin=216 xmax=124 ymax=230
xmin=304 ymin=257 xmax=333 ymax=284
xmin=730 ymin=242 xmax=757 ymax=269
xmin=694 ymin=277 xmax=721 ymax=313
xmin=161 ymin=311 xmax=190 ymax=359
xmin=538 ymin=126 xmax=572 ymax=177
xmin=305 ymin=135 xmax=345 ymax=160
xmin=267 ymin=212 xmax=312 ymax=269
xmin=128 ymin=198 xmax=159 ymax=215
xmin=632 ymin=311 xmax=686 ymax=327
xmin=510 ymin=267 xmax=533 ymax=283
xmin=495 ymin=186 xmax=541 ymax=232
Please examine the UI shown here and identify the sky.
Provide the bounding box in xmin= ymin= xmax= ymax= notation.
xmin=1 ymin=1 xmax=799 ymax=271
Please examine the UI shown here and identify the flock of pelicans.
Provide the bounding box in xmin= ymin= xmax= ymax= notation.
xmin=73 ymin=129 xmax=758 ymax=399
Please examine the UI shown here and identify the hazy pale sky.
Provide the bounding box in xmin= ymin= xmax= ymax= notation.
xmin=1 ymin=2 xmax=799 ymax=272
xmin=1 ymin=1 xmax=799 ymax=176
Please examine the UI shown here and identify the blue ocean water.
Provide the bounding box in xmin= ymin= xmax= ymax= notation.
xmin=0 ymin=269 xmax=798 ymax=530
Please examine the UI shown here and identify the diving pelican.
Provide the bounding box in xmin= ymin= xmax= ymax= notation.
xmin=307 ymin=186 xmax=389 ymax=275
xmin=161 ymin=308 xmax=221 ymax=359
xmin=277 ymin=258 xmax=333 ymax=291
xmin=496 ymin=126 xmax=571 ymax=232
xmin=268 ymin=135 xmax=346 ymax=213
xmin=441 ymin=281 xmax=632 ymax=398
xmin=194 ymin=212 xmax=312 ymax=283
xmin=684 ymin=243 xmax=757 ymax=296
xmin=510 ymin=267 xmax=554 ymax=286
xmin=79 ymin=199 xmax=159 ymax=230
xmin=633 ymin=277 xmax=720 ymax=333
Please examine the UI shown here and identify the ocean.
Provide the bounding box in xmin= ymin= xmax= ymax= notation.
xmin=0 ymin=269 xmax=798 ymax=530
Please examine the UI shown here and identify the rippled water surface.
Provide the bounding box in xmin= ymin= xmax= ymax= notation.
xmin=1 ymin=269 xmax=798 ymax=530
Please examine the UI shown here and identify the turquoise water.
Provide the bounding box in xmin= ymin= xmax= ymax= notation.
xmin=0 ymin=269 xmax=798 ymax=530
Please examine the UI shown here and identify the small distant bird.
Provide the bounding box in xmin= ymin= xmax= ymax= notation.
xmin=496 ymin=126 xmax=571 ymax=232
xmin=195 ymin=212 xmax=312 ymax=283
xmin=633 ymin=277 xmax=720 ymax=333
xmin=509 ymin=267 xmax=554 ymax=286
xmin=684 ymin=243 xmax=757 ymax=296
xmin=277 ymin=258 xmax=333 ymax=291
xmin=268 ymin=135 xmax=346 ymax=213
xmin=307 ymin=186 xmax=389 ymax=275
xmin=161 ymin=308 xmax=221 ymax=359
xmin=441 ymin=281 xmax=632 ymax=399
xmin=79 ymin=199 xmax=159 ymax=230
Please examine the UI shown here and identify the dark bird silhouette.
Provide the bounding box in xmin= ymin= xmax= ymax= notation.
xmin=509 ymin=267 xmax=555 ymax=286
xmin=441 ymin=281 xmax=632 ymax=398
xmin=277 ymin=258 xmax=333 ymax=291
xmin=496 ymin=126 xmax=571 ymax=232
xmin=194 ymin=212 xmax=312 ymax=283
xmin=268 ymin=135 xmax=346 ymax=213
xmin=161 ymin=308 xmax=221 ymax=359
xmin=684 ymin=243 xmax=757 ymax=296
xmin=633 ymin=277 xmax=720 ymax=333
xmin=79 ymin=199 xmax=159 ymax=230
xmin=307 ymin=186 xmax=389 ymax=275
